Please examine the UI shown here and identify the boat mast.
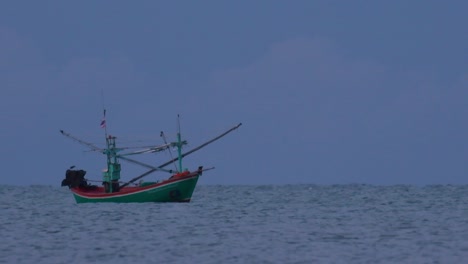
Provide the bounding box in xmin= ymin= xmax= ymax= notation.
xmin=177 ymin=114 xmax=183 ymax=172
xmin=102 ymin=109 xmax=121 ymax=193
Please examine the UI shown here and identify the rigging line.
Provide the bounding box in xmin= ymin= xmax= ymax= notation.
xmin=120 ymin=122 xmax=242 ymax=188
xmin=160 ymin=131 xmax=178 ymax=172
xmin=118 ymin=145 xmax=169 ymax=150
xmin=118 ymin=156 xmax=173 ymax=173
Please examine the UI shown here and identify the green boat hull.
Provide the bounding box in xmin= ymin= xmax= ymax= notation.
xmin=71 ymin=175 xmax=199 ymax=203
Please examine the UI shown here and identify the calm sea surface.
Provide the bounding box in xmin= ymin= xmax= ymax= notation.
xmin=1 ymin=184 xmax=468 ymax=263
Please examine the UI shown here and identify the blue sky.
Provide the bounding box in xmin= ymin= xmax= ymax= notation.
xmin=1 ymin=1 xmax=467 ymax=185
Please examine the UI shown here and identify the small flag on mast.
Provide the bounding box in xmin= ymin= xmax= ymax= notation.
xmin=100 ymin=109 xmax=106 ymax=128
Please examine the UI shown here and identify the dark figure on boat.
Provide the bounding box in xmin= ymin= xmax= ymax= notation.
xmin=61 ymin=169 xmax=97 ymax=190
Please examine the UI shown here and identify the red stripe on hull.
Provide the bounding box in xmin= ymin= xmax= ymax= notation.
xmin=71 ymin=174 xmax=198 ymax=198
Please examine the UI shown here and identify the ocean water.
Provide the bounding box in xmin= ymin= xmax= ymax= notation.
xmin=1 ymin=184 xmax=468 ymax=264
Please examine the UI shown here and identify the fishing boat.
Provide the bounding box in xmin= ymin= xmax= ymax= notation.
xmin=60 ymin=111 xmax=242 ymax=203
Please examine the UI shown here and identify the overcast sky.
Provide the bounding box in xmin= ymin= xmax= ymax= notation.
xmin=1 ymin=1 xmax=467 ymax=185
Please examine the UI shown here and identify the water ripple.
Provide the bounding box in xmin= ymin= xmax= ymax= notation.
xmin=1 ymin=184 xmax=468 ymax=263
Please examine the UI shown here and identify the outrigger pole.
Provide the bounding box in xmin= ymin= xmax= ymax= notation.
xmin=59 ymin=130 xmax=103 ymax=152
xmin=120 ymin=122 xmax=242 ymax=188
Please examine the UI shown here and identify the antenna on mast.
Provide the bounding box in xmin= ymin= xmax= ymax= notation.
xmin=101 ymin=109 xmax=108 ymax=136
xmin=100 ymin=90 xmax=108 ymax=138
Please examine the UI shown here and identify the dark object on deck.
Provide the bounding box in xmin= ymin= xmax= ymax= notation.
xmin=103 ymin=181 xmax=120 ymax=193
xmin=61 ymin=169 xmax=88 ymax=188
